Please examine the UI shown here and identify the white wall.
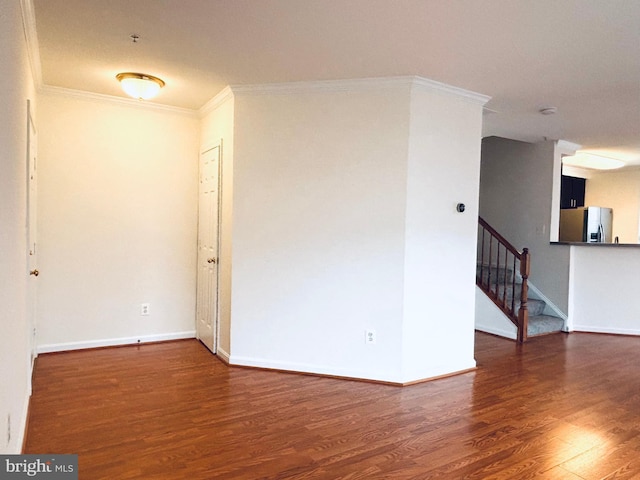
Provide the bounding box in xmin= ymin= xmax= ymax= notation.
xmin=229 ymin=84 xmax=410 ymax=381
xmin=200 ymin=88 xmax=234 ymax=357
xmin=36 ymin=92 xmax=199 ymax=351
xmin=0 ymin=0 xmax=36 ymax=453
xmin=584 ymin=169 xmax=640 ymax=244
xmin=479 ymin=137 xmax=570 ymax=313
xmin=569 ymin=246 xmax=640 ymax=335
xmin=225 ymin=78 xmax=486 ymax=383
xmin=474 ymin=287 xmax=517 ymax=339
xmin=401 ymin=86 xmax=484 ymax=380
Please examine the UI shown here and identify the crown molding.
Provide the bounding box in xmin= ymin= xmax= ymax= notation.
xmin=482 ymin=106 xmax=499 ymax=115
xmin=20 ymin=0 xmax=43 ymax=88
xmin=411 ymin=76 xmax=491 ymax=105
xmin=229 ymin=76 xmax=414 ymax=95
xmin=199 ymin=86 xmax=234 ymax=117
xmin=228 ymin=76 xmax=490 ymax=105
xmin=39 ymin=75 xmax=489 ymax=119
xmin=39 ymin=85 xmax=199 ymax=117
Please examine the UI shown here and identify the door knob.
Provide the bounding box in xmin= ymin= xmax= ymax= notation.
xmin=207 ymin=258 xmax=217 ymax=264
xmin=30 ymin=269 xmax=39 ymax=277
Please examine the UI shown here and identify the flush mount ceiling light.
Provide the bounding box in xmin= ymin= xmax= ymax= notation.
xmin=116 ymin=72 xmax=165 ymax=100
xmin=562 ymin=153 xmax=625 ymax=170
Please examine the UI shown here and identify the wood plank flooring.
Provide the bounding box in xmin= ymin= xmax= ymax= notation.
xmin=24 ymin=332 xmax=640 ymax=479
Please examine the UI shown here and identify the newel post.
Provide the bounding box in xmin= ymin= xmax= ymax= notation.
xmin=517 ymin=248 xmax=530 ymax=343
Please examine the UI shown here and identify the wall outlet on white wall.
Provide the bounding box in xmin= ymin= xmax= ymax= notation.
xmin=140 ymin=303 xmax=150 ymax=316
xmin=365 ymin=329 xmax=377 ymax=345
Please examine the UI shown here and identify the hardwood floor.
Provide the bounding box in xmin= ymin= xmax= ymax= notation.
xmin=24 ymin=332 xmax=640 ymax=479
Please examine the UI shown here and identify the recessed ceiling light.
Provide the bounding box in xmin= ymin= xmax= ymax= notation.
xmin=116 ymin=72 xmax=165 ymax=100
xmin=539 ymin=107 xmax=557 ymax=115
xmin=562 ymin=153 xmax=625 ymax=170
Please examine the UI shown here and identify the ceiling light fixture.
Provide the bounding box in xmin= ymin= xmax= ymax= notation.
xmin=562 ymin=153 xmax=625 ymax=170
xmin=539 ymin=107 xmax=557 ymax=115
xmin=116 ymin=72 xmax=165 ymax=100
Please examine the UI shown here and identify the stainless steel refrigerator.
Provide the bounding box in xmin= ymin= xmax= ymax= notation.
xmin=559 ymin=206 xmax=613 ymax=243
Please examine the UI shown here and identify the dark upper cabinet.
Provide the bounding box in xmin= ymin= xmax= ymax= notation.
xmin=561 ymin=175 xmax=586 ymax=209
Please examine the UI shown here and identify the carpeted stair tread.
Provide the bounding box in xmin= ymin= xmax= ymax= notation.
xmin=524 ymin=299 xmax=546 ymax=317
xmin=486 ymin=287 xmax=546 ymax=316
xmin=476 ymin=265 xmax=515 ymax=285
xmin=528 ymin=315 xmax=564 ymax=336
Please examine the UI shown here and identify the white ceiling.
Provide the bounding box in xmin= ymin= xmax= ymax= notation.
xmin=32 ymin=0 xmax=640 ymax=163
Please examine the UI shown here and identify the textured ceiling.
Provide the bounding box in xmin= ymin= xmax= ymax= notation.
xmin=32 ymin=0 xmax=640 ymax=162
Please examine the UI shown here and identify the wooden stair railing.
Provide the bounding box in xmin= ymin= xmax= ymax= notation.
xmin=477 ymin=217 xmax=531 ymax=343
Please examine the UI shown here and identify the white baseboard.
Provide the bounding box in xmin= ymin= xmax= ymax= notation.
xmin=571 ymin=325 xmax=640 ymax=336
xmin=228 ymin=354 xmax=476 ymax=385
xmin=37 ymin=331 xmax=196 ymax=354
xmin=216 ymin=347 xmax=230 ymax=364
xmin=475 ymin=324 xmax=517 ymax=340
xmin=229 ymin=355 xmax=402 ymax=383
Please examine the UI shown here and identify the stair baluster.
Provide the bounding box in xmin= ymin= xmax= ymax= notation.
xmin=517 ymin=248 xmax=530 ymax=343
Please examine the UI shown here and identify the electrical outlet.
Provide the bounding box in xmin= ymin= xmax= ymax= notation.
xmin=140 ymin=303 xmax=150 ymax=316
xmin=365 ymin=329 xmax=377 ymax=345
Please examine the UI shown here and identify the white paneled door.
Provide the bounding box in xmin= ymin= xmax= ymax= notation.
xmin=27 ymin=100 xmax=38 ymax=375
xmin=196 ymin=145 xmax=221 ymax=353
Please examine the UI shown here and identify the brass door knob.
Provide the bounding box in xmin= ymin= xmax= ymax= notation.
xmin=207 ymin=258 xmax=217 ymax=264
xmin=30 ymin=269 xmax=39 ymax=277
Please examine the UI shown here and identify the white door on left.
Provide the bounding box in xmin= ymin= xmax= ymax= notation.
xmin=27 ymin=100 xmax=38 ymax=374
xmin=196 ymin=145 xmax=221 ymax=353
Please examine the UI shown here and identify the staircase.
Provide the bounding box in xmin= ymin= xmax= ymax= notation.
xmin=477 ymin=217 xmax=564 ymax=342
xmin=476 ymin=264 xmax=564 ymax=338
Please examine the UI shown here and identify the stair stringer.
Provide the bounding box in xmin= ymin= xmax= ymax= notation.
xmin=526 ymin=282 xmax=568 ymax=328
xmin=475 ymin=286 xmax=517 ymax=340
